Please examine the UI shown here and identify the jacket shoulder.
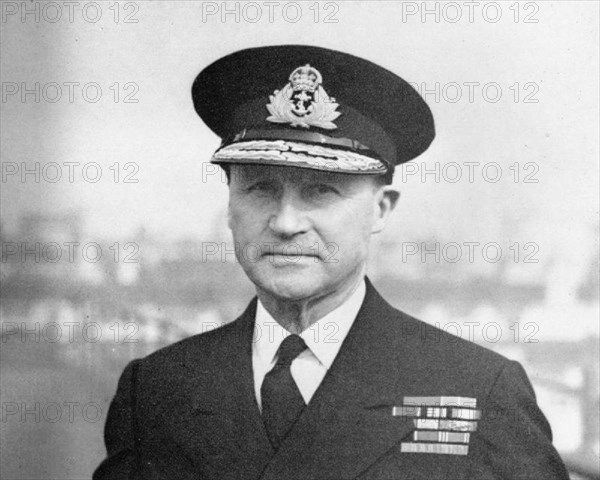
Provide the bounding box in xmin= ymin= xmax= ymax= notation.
xmin=144 ymin=315 xmax=248 ymax=365
xmin=380 ymin=300 xmax=515 ymax=394
xmin=397 ymin=308 xmax=509 ymax=365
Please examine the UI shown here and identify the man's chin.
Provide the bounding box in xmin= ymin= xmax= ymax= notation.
xmin=248 ymin=269 xmax=325 ymax=302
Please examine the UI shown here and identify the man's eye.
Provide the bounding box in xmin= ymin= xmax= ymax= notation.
xmin=308 ymin=184 xmax=339 ymax=196
xmin=246 ymin=182 xmax=275 ymax=193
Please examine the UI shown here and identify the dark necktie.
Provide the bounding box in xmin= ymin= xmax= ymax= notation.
xmin=261 ymin=334 xmax=308 ymax=451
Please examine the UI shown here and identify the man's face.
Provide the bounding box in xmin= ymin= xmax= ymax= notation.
xmin=227 ymin=164 xmax=396 ymax=302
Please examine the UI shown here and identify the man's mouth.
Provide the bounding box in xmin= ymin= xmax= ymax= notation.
xmin=261 ymin=248 xmax=320 ymax=260
xmin=264 ymin=252 xmax=318 ymax=258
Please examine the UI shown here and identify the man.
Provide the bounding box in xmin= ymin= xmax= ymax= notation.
xmin=94 ymin=45 xmax=569 ymax=479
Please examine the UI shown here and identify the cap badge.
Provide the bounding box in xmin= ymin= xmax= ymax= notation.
xmin=266 ymin=64 xmax=341 ymax=130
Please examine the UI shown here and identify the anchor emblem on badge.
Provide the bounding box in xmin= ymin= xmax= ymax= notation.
xmin=266 ymin=64 xmax=341 ymax=130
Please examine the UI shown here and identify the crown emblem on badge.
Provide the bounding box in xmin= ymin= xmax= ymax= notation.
xmin=266 ymin=64 xmax=341 ymax=130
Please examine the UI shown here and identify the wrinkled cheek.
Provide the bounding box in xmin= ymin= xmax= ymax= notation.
xmin=228 ymin=217 xmax=265 ymax=265
xmin=227 ymin=196 xmax=249 ymax=228
xmin=227 ymin=209 xmax=247 ymax=237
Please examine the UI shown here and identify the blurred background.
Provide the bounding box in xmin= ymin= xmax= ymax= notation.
xmin=1 ymin=1 xmax=598 ymax=479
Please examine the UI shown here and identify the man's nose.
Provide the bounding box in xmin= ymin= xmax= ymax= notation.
xmin=268 ymin=193 xmax=309 ymax=237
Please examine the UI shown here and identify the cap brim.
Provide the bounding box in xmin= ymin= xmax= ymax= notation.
xmin=211 ymin=140 xmax=387 ymax=174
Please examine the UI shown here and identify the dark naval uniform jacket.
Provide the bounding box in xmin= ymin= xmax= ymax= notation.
xmin=94 ymin=278 xmax=569 ymax=480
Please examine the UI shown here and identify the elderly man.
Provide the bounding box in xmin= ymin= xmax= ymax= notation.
xmin=94 ymin=45 xmax=568 ymax=480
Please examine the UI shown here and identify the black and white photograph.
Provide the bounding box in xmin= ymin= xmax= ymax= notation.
xmin=1 ymin=1 xmax=598 ymax=479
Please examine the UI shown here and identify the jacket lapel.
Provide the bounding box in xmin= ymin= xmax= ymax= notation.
xmin=259 ymin=278 xmax=417 ymax=480
xmin=167 ymin=299 xmax=275 ymax=480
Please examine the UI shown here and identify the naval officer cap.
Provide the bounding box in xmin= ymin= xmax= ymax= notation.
xmin=192 ymin=45 xmax=435 ymax=177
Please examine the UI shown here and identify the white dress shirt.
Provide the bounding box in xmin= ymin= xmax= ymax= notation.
xmin=252 ymin=279 xmax=366 ymax=410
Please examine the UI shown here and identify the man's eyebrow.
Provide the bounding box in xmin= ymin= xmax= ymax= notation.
xmin=235 ymin=171 xmax=267 ymax=182
xmin=303 ymin=172 xmax=346 ymax=183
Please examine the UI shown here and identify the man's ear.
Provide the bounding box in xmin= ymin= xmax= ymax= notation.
xmin=372 ymin=186 xmax=400 ymax=234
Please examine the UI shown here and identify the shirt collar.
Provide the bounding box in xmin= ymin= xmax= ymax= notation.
xmin=254 ymin=279 xmax=366 ymax=370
